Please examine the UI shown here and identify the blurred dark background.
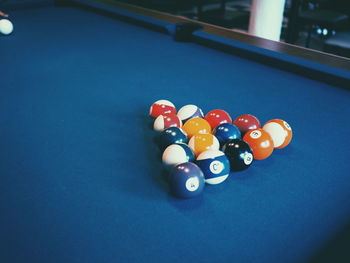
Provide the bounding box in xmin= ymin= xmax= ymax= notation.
xmin=119 ymin=0 xmax=350 ymax=58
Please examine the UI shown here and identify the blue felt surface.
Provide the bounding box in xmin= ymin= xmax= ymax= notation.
xmin=1 ymin=4 xmax=350 ymax=263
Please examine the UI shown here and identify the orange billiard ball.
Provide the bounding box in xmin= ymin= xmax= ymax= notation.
xmin=182 ymin=117 xmax=211 ymax=138
xmin=263 ymin=119 xmax=292 ymax=149
xmin=243 ymin=129 xmax=274 ymax=160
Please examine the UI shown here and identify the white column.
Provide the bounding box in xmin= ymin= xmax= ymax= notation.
xmin=248 ymin=0 xmax=286 ymax=41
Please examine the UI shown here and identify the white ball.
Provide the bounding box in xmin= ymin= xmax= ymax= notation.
xmin=0 ymin=19 xmax=13 ymax=35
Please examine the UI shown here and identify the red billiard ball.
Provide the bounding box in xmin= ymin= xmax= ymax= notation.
xmin=233 ymin=114 xmax=261 ymax=135
xmin=153 ymin=114 xmax=182 ymax=132
xmin=243 ymin=129 xmax=274 ymax=160
xmin=204 ymin=109 xmax=232 ymax=130
xmin=149 ymin=100 xmax=176 ymax=118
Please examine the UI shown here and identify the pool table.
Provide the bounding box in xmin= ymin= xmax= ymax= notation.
xmin=1 ymin=1 xmax=350 ymax=263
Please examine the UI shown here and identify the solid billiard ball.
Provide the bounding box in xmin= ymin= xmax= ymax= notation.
xmin=188 ymin=133 xmax=220 ymax=156
xmin=0 ymin=19 xmax=13 ymax=35
xmin=196 ymin=150 xmax=230 ymax=184
xmin=177 ymin=104 xmax=204 ymax=124
xmin=182 ymin=117 xmax=211 ymax=138
xmin=204 ymin=109 xmax=232 ymax=130
xmin=222 ymin=139 xmax=253 ymax=171
xmin=158 ymin=127 xmax=188 ymax=150
xmin=149 ymin=100 xmax=176 ymax=118
xmin=263 ymin=119 xmax=292 ymax=149
xmin=213 ymin=123 xmax=241 ymax=147
xmin=243 ymin=129 xmax=274 ymax=160
xmin=162 ymin=143 xmax=195 ymax=167
xmin=233 ymin=114 xmax=261 ymax=135
xmin=153 ymin=114 xmax=182 ymax=132
xmin=169 ymin=162 xmax=205 ymax=198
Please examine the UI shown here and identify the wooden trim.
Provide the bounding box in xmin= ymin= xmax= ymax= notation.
xmin=78 ymin=0 xmax=350 ymax=72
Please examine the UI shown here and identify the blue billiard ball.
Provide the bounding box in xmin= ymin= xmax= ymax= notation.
xmin=169 ymin=162 xmax=205 ymax=198
xmin=158 ymin=127 xmax=188 ymax=150
xmin=162 ymin=143 xmax=195 ymax=167
xmin=196 ymin=150 xmax=230 ymax=185
xmin=222 ymin=139 xmax=253 ymax=172
xmin=213 ymin=123 xmax=241 ymax=147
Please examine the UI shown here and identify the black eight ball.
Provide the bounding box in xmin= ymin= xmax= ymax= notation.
xmin=222 ymin=139 xmax=253 ymax=171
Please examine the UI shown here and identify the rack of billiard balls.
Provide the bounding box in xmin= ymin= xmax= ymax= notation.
xmin=150 ymin=99 xmax=293 ymax=199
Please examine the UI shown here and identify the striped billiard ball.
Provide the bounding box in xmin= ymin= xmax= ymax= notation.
xmin=177 ymin=104 xmax=204 ymax=124
xmin=263 ymin=119 xmax=292 ymax=149
xmin=196 ymin=150 xmax=230 ymax=185
xmin=153 ymin=114 xmax=182 ymax=132
xmin=149 ymin=99 xmax=176 ymax=118
xmin=162 ymin=143 xmax=195 ymax=167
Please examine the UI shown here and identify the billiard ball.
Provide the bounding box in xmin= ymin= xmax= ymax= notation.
xmin=149 ymin=100 xmax=176 ymax=118
xmin=153 ymin=114 xmax=182 ymax=132
xmin=159 ymin=127 xmax=188 ymax=150
xmin=188 ymin=133 xmax=220 ymax=156
xmin=0 ymin=19 xmax=13 ymax=35
xmin=196 ymin=150 xmax=230 ymax=184
xmin=263 ymin=119 xmax=292 ymax=149
xmin=233 ymin=114 xmax=261 ymax=135
xmin=243 ymin=129 xmax=274 ymax=160
xmin=204 ymin=109 xmax=232 ymax=130
xmin=222 ymin=139 xmax=253 ymax=171
xmin=213 ymin=123 xmax=241 ymax=147
xmin=162 ymin=143 xmax=195 ymax=167
xmin=169 ymin=162 xmax=205 ymax=198
xmin=182 ymin=117 xmax=211 ymax=138
xmin=177 ymin=104 xmax=204 ymax=124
